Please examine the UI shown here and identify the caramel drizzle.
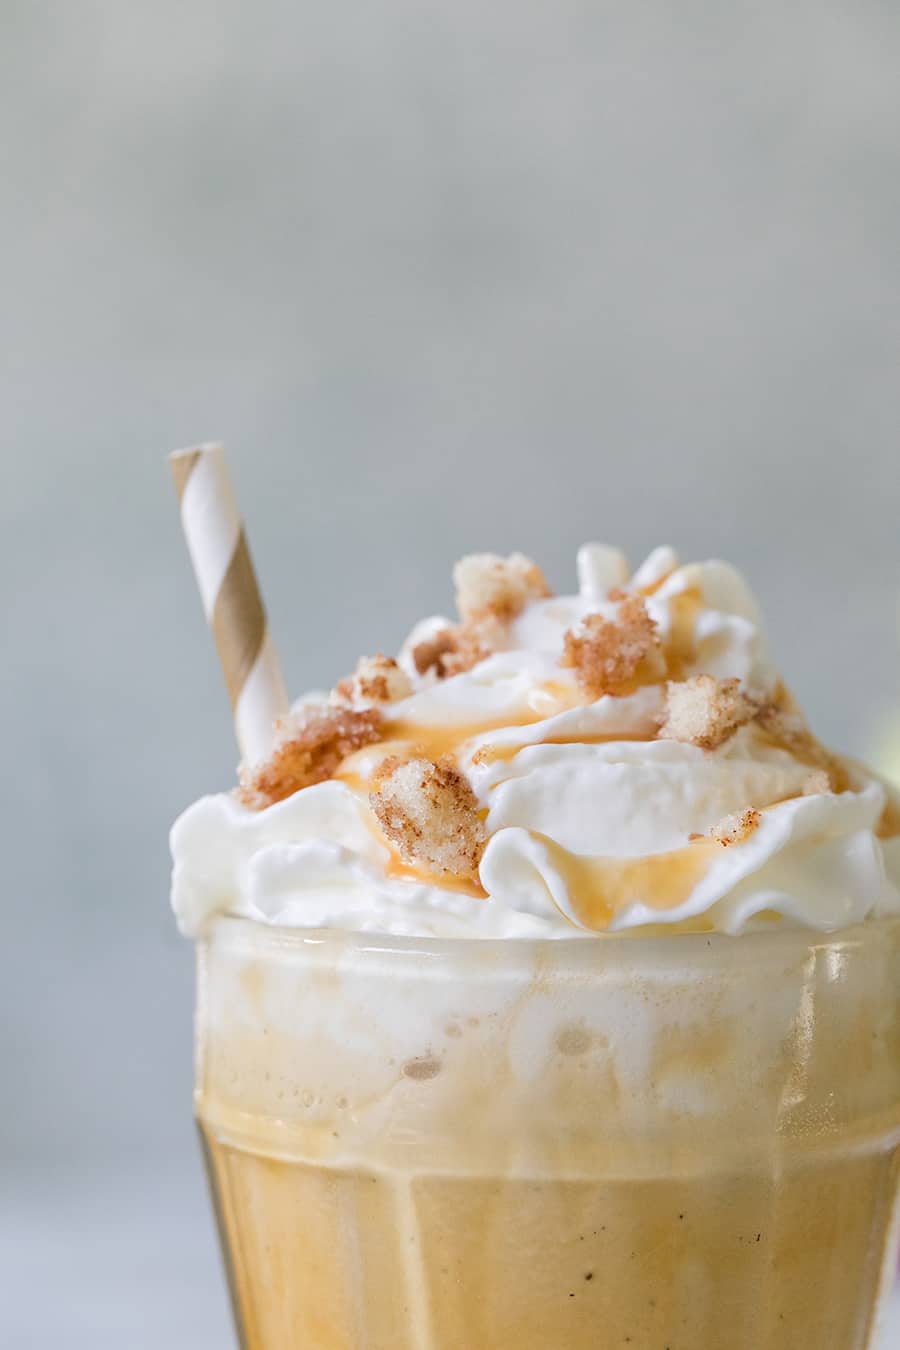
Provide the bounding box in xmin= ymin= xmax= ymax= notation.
xmin=660 ymin=588 xmax=701 ymax=683
xmin=472 ymin=729 xmax=650 ymax=768
xmin=380 ymin=681 xmax=583 ymax=764
xmin=534 ymin=833 xmax=719 ymax=930
xmin=877 ymin=794 xmax=900 ymax=841
xmin=381 ymin=851 xmax=487 ymax=898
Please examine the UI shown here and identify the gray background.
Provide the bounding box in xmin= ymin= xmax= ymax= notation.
xmin=2 ymin=1 xmax=899 ymax=1344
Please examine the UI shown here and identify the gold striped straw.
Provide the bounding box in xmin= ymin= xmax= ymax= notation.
xmin=170 ymin=443 xmax=289 ymax=765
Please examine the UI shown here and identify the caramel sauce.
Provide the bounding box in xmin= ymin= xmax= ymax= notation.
xmin=663 ymin=587 xmax=701 ymax=682
xmin=533 ymin=679 xmax=581 ymax=707
xmin=877 ymin=795 xmax=900 ymax=840
xmin=381 ymin=851 xmax=487 ymax=899
xmin=542 ymin=729 xmax=649 ymax=748
xmin=637 ymin=571 xmax=677 ymax=598
xmin=534 ymin=833 xmax=717 ymax=930
xmin=382 ymin=691 xmax=579 ymax=764
xmin=473 ymin=729 xmax=650 ymax=768
xmin=471 ymin=743 xmax=524 ymax=768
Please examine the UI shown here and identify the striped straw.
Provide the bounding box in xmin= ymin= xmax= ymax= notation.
xmin=170 ymin=443 xmax=289 ymax=765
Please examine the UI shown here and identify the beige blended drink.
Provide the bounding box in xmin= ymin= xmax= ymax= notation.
xmin=194 ymin=919 xmax=900 ymax=1350
xmin=170 ymin=496 xmax=900 ymax=1348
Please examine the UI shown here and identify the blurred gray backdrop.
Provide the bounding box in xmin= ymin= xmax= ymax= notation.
xmin=2 ymin=1 xmax=899 ymax=1345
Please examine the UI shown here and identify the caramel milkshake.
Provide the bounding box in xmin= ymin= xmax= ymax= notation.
xmin=172 ymin=544 xmax=900 ymax=1349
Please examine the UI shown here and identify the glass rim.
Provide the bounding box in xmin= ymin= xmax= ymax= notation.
xmin=200 ymin=910 xmax=900 ymax=971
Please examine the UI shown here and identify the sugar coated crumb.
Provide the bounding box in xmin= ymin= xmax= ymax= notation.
xmin=561 ymin=594 xmax=663 ymax=697
xmin=660 ymin=674 xmax=754 ymax=751
xmin=454 ymin=552 xmax=551 ymax=624
xmin=238 ymin=707 xmax=383 ymax=809
xmin=709 ymin=808 xmax=761 ymax=847
xmin=411 ymin=629 xmax=460 ymax=678
xmin=412 ymin=614 xmax=511 ymax=681
xmin=333 ymin=654 xmax=412 ymax=706
xmin=369 ymin=757 xmax=486 ymax=881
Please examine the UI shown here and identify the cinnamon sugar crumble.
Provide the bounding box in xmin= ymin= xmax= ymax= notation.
xmin=710 ymin=808 xmax=761 ymax=847
xmin=441 ymin=624 xmax=493 ymax=677
xmin=238 ymin=707 xmax=383 ymax=810
xmin=412 ymin=629 xmax=460 ymax=678
xmin=412 ymin=622 xmax=497 ymax=680
xmin=660 ymin=675 xmax=755 ymax=751
xmin=454 ymin=552 xmax=551 ymax=624
xmin=333 ymin=654 xmax=412 ymax=706
xmin=410 ymin=553 xmax=551 ymax=684
xmin=369 ymin=757 xmax=486 ymax=881
xmin=561 ymin=594 xmax=663 ymax=697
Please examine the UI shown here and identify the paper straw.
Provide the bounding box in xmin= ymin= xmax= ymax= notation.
xmin=170 ymin=443 xmax=289 ymax=765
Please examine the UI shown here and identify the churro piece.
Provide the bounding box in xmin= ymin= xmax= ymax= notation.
xmin=561 ymin=594 xmax=663 ymax=697
xmin=369 ymin=757 xmax=486 ymax=881
xmin=660 ymin=674 xmax=755 ymax=751
xmin=238 ymin=706 xmax=383 ymax=809
xmin=333 ymin=654 xmax=412 ymax=706
xmin=454 ymin=552 xmax=551 ymax=624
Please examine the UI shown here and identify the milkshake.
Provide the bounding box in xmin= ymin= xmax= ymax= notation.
xmin=172 ymin=543 xmax=900 ymax=1349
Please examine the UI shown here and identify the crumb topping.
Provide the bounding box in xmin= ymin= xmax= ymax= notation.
xmin=709 ymin=807 xmax=762 ymax=847
xmin=369 ymin=756 xmax=486 ymax=881
xmin=411 ymin=628 xmax=460 ymax=678
xmin=560 ymin=594 xmax=663 ymax=697
xmin=411 ymin=622 xmax=498 ymax=680
xmin=238 ymin=707 xmax=383 ymax=810
xmin=454 ymin=552 xmax=551 ymax=624
xmin=333 ymin=654 xmax=412 ymax=706
xmin=233 ymin=550 xmax=856 ymax=847
xmin=659 ymin=674 xmax=755 ymax=751
xmin=411 ymin=551 xmax=551 ymax=683
xmin=412 ymin=611 xmax=514 ymax=682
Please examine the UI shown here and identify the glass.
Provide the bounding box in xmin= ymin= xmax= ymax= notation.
xmin=195 ymin=914 xmax=900 ymax=1349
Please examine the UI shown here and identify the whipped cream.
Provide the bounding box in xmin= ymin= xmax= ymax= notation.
xmin=171 ymin=545 xmax=900 ymax=938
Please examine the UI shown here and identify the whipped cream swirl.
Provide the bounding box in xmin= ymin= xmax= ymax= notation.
xmin=171 ymin=545 xmax=900 ymax=938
